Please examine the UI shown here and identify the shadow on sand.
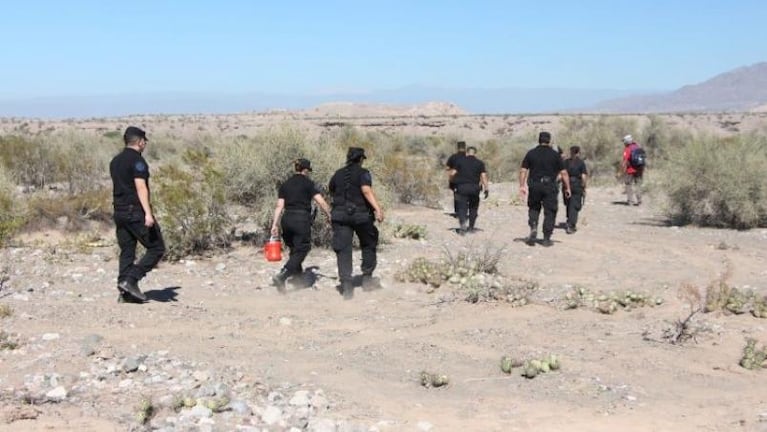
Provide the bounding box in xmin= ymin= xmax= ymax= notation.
xmin=144 ymin=286 xmax=181 ymax=302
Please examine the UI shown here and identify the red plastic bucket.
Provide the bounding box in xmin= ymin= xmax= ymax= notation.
xmin=264 ymin=237 xmax=282 ymax=262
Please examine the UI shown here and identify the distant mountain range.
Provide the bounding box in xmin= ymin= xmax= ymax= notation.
xmin=0 ymin=86 xmax=637 ymax=119
xmin=592 ymin=62 xmax=767 ymax=113
xmin=0 ymin=62 xmax=764 ymax=118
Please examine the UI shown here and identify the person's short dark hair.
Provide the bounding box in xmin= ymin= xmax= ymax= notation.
xmin=570 ymin=145 xmax=581 ymax=154
xmin=538 ymin=131 xmax=551 ymax=144
xmin=294 ymin=158 xmax=312 ymax=172
xmin=456 ymin=141 xmax=467 ymax=151
xmin=123 ymin=126 xmax=147 ymax=145
xmin=467 ymin=146 xmax=477 ymax=154
xmin=346 ymin=147 xmax=367 ymax=163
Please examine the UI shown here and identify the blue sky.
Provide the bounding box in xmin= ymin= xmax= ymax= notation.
xmin=0 ymin=0 xmax=765 ymax=98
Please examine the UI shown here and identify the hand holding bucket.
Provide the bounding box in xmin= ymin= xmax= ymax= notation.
xmin=264 ymin=236 xmax=282 ymax=262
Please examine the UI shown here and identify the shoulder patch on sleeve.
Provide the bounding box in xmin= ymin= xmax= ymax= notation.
xmin=134 ymin=161 xmax=147 ymax=173
xmin=361 ymin=171 xmax=372 ymax=185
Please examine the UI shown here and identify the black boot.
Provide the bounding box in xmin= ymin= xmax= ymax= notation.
xmin=272 ymin=268 xmax=290 ymax=293
xmin=527 ymin=225 xmax=538 ymax=245
xmin=118 ymin=278 xmax=147 ymax=302
xmin=338 ymin=280 xmax=354 ymax=300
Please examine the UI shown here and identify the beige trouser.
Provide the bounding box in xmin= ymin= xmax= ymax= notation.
xmin=624 ymin=173 xmax=643 ymax=204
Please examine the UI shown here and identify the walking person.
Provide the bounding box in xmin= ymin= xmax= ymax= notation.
xmin=519 ymin=132 xmax=571 ymax=247
xmin=109 ymin=126 xmax=166 ymax=303
xmin=270 ymin=158 xmax=332 ymax=291
xmin=448 ymin=146 xmax=489 ymax=234
xmin=621 ymin=134 xmax=645 ymax=206
xmin=329 ymin=147 xmax=384 ymax=300
xmin=563 ymin=146 xmax=588 ymax=234
xmin=445 ymin=141 xmax=467 ymax=217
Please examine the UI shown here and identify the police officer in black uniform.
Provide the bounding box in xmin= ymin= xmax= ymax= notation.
xmin=519 ymin=132 xmax=571 ymax=247
xmin=328 ymin=147 xmax=384 ymax=299
xmin=563 ymin=146 xmax=588 ymax=234
xmin=445 ymin=141 xmax=467 ymax=217
xmin=109 ymin=126 xmax=166 ymax=302
xmin=270 ymin=158 xmax=331 ymax=291
xmin=448 ymin=146 xmax=489 ymax=234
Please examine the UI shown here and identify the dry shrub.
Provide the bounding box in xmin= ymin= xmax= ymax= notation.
xmin=0 ymin=132 xmax=117 ymax=193
xmin=662 ymin=134 xmax=767 ymax=229
xmin=47 ymin=132 xmax=117 ymax=194
xmin=379 ymin=152 xmax=441 ymax=207
xmin=0 ymin=303 xmax=12 ymax=318
xmin=556 ymin=116 xmax=639 ymax=179
xmin=0 ymin=166 xmax=25 ymax=245
xmin=153 ymin=150 xmax=232 ymax=260
xmin=25 ymin=187 xmax=112 ymax=230
xmin=0 ymin=135 xmax=56 ymax=190
xmin=662 ymin=284 xmax=704 ymax=345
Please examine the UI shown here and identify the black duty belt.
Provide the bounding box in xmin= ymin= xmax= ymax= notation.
xmin=532 ymin=176 xmax=554 ymax=183
xmin=113 ymin=204 xmax=139 ymax=212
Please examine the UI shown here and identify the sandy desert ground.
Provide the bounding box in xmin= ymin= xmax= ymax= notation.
xmin=1 ymin=179 xmax=766 ymax=431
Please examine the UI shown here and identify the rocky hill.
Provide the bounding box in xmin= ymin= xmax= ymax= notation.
xmin=594 ymin=62 xmax=767 ymax=113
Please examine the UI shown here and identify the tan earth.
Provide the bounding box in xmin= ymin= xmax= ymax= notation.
xmin=1 ymin=180 xmax=766 ymax=431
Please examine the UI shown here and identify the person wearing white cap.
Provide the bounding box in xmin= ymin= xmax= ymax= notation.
xmin=621 ymin=134 xmax=646 ymax=205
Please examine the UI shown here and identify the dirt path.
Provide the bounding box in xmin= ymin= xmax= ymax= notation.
xmin=1 ymin=185 xmax=766 ymax=431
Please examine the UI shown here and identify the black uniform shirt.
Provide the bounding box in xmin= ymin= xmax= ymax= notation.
xmin=521 ymin=145 xmax=564 ymax=182
xmin=110 ymin=147 xmax=149 ymax=208
xmin=452 ymin=155 xmax=486 ymax=185
xmin=329 ymin=164 xmax=373 ymax=209
xmin=446 ymin=152 xmax=466 ymax=169
xmin=564 ymin=158 xmax=588 ymax=182
xmin=278 ymin=174 xmax=321 ymax=212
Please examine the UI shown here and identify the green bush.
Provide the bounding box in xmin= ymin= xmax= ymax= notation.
xmin=0 ymin=166 xmax=24 ymax=245
xmin=661 ymin=134 xmax=767 ymax=229
xmin=154 ymin=150 xmax=232 ymax=260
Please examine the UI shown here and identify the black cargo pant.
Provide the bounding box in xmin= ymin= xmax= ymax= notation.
xmin=332 ymin=208 xmax=379 ymax=284
xmin=563 ymin=180 xmax=584 ymax=229
xmin=455 ymin=183 xmax=481 ymax=229
xmin=528 ymin=178 xmax=558 ymax=238
xmin=114 ymin=206 xmax=165 ymax=285
xmin=281 ymin=210 xmax=312 ymax=275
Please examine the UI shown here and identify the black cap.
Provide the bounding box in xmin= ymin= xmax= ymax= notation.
xmin=123 ymin=126 xmax=147 ymax=144
xmin=295 ymin=158 xmax=312 ymax=172
xmin=538 ymin=131 xmax=551 ymax=144
xmin=346 ymin=147 xmax=367 ymax=163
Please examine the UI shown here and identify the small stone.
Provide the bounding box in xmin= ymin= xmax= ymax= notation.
xmin=46 ymin=386 xmax=67 ymax=400
xmin=310 ymin=391 xmax=329 ymax=410
xmin=196 ymin=384 xmax=217 ymax=398
xmin=289 ymin=390 xmax=310 ymax=406
xmin=189 ymin=404 xmax=213 ymax=418
xmin=279 ymin=317 xmax=293 ymax=326
xmin=307 ymin=417 xmax=336 ymax=432
xmin=193 ymin=370 xmax=210 ymax=382
xmin=122 ymin=357 xmax=140 ymax=373
xmin=215 ymin=263 xmax=226 ymax=272
xmin=261 ymin=405 xmax=282 ymax=425
xmin=417 ymin=421 xmax=434 ymax=431
xmin=227 ymin=399 xmax=251 ymax=415
xmin=42 ymin=333 xmax=60 ymax=341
